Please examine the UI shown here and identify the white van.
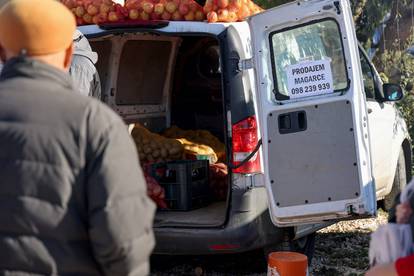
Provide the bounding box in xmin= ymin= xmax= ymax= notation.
xmin=80 ymin=0 xmax=411 ymax=260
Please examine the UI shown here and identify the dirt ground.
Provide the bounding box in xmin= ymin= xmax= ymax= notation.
xmin=311 ymin=209 xmax=388 ymax=276
xmin=150 ymin=210 xmax=388 ymax=276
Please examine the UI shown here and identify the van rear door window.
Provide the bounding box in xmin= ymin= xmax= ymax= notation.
xmin=116 ymin=40 xmax=172 ymax=105
xmin=269 ymin=19 xmax=348 ymax=100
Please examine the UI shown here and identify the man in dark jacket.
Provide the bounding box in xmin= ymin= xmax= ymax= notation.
xmin=70 ymin=30 xmax=101 ymax=99
xmin=0 ymin=0 xmax=155 ymax=275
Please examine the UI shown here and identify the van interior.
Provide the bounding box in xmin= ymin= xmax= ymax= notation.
xmin=90 ymin=32 xmax=229 ymax=228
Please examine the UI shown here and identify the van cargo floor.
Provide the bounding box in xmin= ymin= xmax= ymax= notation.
xmin=154 ymin=202 xmax=227 ymax=227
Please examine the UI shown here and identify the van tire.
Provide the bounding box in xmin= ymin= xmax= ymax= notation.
xmin=263 ymin=233 xmax=315 ymax=266
xmin=383 ymin=149 xmax=407 ymax=211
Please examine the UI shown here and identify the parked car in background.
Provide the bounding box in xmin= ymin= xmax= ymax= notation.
xmin=359 ymin=47 xmax=411 ymax=210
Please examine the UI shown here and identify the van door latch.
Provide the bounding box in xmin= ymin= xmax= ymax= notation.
xmin=238 ymin=58 xmax=254 ymax=71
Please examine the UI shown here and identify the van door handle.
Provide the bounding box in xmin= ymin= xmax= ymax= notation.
xmin=278 ymin=111 xmax=307 ymax=134
xmin=368 ymin=108 xmax=373 ymax=114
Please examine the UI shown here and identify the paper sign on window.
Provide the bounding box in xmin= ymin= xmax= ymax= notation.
xmin=286 ymin=59 xmax=334 ymax=99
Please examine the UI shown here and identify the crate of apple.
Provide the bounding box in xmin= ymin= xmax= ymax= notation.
xmin=62 ymin=0 xmax=128 ymax=25
xmin=125 ymin=0 xmax=205 ymax=21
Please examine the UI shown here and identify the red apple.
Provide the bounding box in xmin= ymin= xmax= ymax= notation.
xmin=184 ymin=10 xmax=194 ymax=21
xmin=172 ymin=10 xmax=182 ymax=20
xmin=87 ymin=4 xmax=99 ymax=16
xmin=108 ymin=11 xmax=119 ymax=21
xmin=75 ymin=6 xmax=86 ymax=17
xmin=161 ymin=11 xmax=172 ymax=20
xmin=207 ymin=11 xmax=218 ymax=23
xmin=100 ymin=3 xmax=111 ymax=13
xmin=99 ymin=11 xmax=108 ymax=21
xmin=237 ymin=5 xmax=249 ymax=20
xmin=165 ymin=2 xmax=177 ymax=13
xmin=65 ymin=0 xmax=77 ymax=9
xmin=228 ymin=5 xmax=238 ymax=15
xmin=142 ymin=2 xmax=154 ymax=14
xmin=203 ymin=0 xmax=213 ymax=13
xmin=92 ymin=0 xmax=102 ymax=6
xmin=178 ymin=3 xmax=189 ymax=15
xmin=231 ymin=0 xmax=242 ymax=8
xmin=194 ymin=10 xmax=204 ymax=21
xmin=125 ymin=0 xmax=139 ymax=9
xmin=140 ymin=11 xmax=150 ymax=20
xmin=188 ymin=1 xmax=199 ymax=12
xmin=154 ymin=3 xmax=165 ymax=14
xmin=217 ymin=9 xmax=229 ymax=21
xmin=92 ymin=14 xmax=101 ymax=24
xmin=129 ymin=8 xmax=139 ymax=19
xmin=83 ymin=13 xmax=93 ymax=24
xmin=217 ymin=0 xmax=229 ymax=8
xmin=228 ymin=11 xmax=237 ymax=22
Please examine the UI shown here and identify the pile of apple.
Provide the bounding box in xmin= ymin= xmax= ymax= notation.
xmin=125 ymin=0 xmax=205 ymax=21
xmin=204 ymin=0 xmax=263 ymax=22
xmin=62 ymin=0 xmax=264 ymax=25
xmin=61 ymin=0 xmax=128 ymax=25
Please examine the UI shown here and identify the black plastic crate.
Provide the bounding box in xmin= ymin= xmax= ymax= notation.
xmin=151 ymin=160 xmax=210 ymax=211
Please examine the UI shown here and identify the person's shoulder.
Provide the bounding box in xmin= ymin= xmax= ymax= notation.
xmin=84 ymin=98 xmax=125 ymax=133
xmin=71 ymin=54 xmax=94 ymax=68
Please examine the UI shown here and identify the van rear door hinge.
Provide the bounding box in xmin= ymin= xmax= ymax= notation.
xmin=334 ymin=1 xmax=341 ymax=14
xmin=238 ymin=58 xmax=254 ymax=71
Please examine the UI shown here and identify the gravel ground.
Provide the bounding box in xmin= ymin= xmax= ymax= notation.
xmin=151 ymin=210 xmax=388 ymax=276
xmin=311 ymin=209 xmax=388 ymax=275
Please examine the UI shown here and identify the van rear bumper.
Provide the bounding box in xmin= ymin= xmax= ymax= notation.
xmin=153 ymin=187 xmax=285 ymax=255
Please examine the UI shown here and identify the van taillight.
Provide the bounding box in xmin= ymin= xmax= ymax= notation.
xmin=232 ymin=116 xmax=261 ymax=174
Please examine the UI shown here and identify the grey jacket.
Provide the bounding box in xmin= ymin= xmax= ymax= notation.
xmin=0 ymin=57 xmax=155 ymax=275
xmin=70 ymin=30 xmax=101 ymax=99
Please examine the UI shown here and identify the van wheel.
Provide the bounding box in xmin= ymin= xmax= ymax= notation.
xmin=263 ymin=233 xmax=315 ymax=266
xmin=383 ymin=149 xmax=407 ymax=211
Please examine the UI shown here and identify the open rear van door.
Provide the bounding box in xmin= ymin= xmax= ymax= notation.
xmin=248 ymin=0 xmax=376 ymax=226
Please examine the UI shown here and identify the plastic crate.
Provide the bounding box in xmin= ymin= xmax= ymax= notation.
xmin=151 ymin=160 xmax=210 ymax=211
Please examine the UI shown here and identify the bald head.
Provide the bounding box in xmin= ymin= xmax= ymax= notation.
xmin=0 ymin=0 xmax=76 ymax=71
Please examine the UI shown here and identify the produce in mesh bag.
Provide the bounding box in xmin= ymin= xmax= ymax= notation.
xmin=61 ymin=0 xmax=128 ymax=25
xmin=131 ymin=124 xmax=184 ymax=163
xmin=203 ymin=0 xmax=264 ymax=22
xmin=125 ymin=0 xmax=156 ymax=20
xmin=142 ymin=163 xmax=168 ymax=208
xmin=163 ymin=126 xmax=226 ymax=162
xmin=209 ymin=163 xmax=228 ymax=201
xmin=125 ymin=0 xmax=205 ymax=21
xmin=176 ymin=138 xmax=218 ymax=163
